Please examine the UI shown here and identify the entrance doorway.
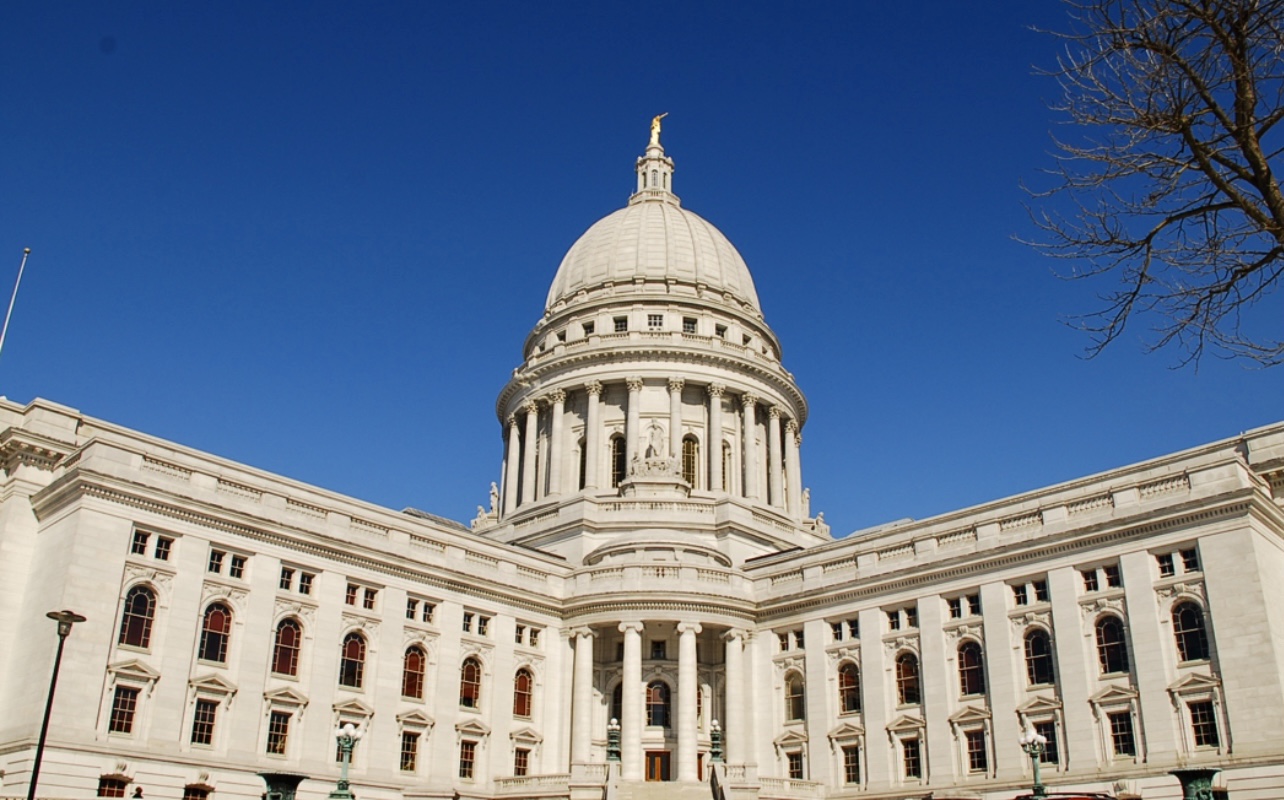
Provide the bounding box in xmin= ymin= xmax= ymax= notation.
xmin=645 ymin=751 xmax=671 ymax=781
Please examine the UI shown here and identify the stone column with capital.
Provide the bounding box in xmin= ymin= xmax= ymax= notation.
xmin=584 ymin=382 xmax=602 ymax=490
xmin=521 ymin=400 xmax=540 ymax=505
xmin=619 ymin=622 xmax=644 ymax=780
xmin=668 ymin=378 xmax=685 ymax=464
xmin=723 ymin=629 xmax=745 ymax=765
xmin=504 ymin=415 xmax=521 ymax=514
xmin=708 ymin=384 xmax=725 ymax=492
xmin=785 ymin=421 xmax=802 ymax=520
xmin=768 ymin=407 xmax=784 ymax=507
xmin=547 ymin=390 xmax=566 ymax=496
xmin=742 ymin=394 xmax=759 ymax=500
xmin=677 ymin=622 xmax=703 ymax=781
xmin=571 ymin=627 xmax=595 ymax=765
xmin=625 ymin=377 xmax=643 ymax=463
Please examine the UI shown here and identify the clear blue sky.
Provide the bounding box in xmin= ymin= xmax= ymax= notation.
xmin=2 ymin=1 xmax=1280 ymax=536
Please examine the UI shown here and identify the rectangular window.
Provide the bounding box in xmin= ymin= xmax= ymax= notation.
xmin=1103 ymin=564 xmax=1122 ymax=588
xmin=793 ymin=630 xmax=805 ymax=648
xmin=1013 ymin=584 xmax=1029 ymax=606
xmin=528 ymin=628 xmax=540 ymax=646
xmin=279 ymin=567 xmax=294 ymax=590
xmin=154 ymin=536 xmax=173 ymax=561
xmin=1181 ymin=548 xmax=1201 ymax=572
xmin=400 ymin=731 xmax=420 ymax=772
xmin=847 ymin=619 xmax=859 ymax=638
xmin=647 ymin=313 xmax=664 ymax=330
xmin=555 ymin=330 xmax=566 ymax=342
xmin=362 ymin=587 xmax=377 ymax=610
xmin=714 ymin=324 xmax=727 ymax=339
xmin=651 ymin=640 xmax=667 ymax=659
xmin=515 ymin=624 xmax=526 ymax=644
xmin=682 ymin=317 xmax=697 ymax=334
xmin=463 ymin=612 xmax=474 ymax=633
xmin=514 ymin=747 xmax=530 ymax=777
xmin=831 ymin=621 xmax=844 ymax=641
xmin=887 ymin=610 xmax=901 ymax=630
xmin=345 ymin=584 xmax=358 ymax=605
xmin=407 ymin=598 xmax=419 ymax=620
xmin=190 ymin=699 xmax=218 ymax=746
xmin=229 ymin=554 xmax=246 ymax=579
xmin=1108 ymin=711 xmax=1136 ymax=756
xmin=967 ymin=594 xmax=982 ymax=616
xmin=786 ymin=751 xmax=804 ymax=780
xmin=778 ymin=632 xmax=790 ymax=651
xmin=1081 ymin=569 xmax=1100 ymax=592
xmin=478 ymin=615 xmax=490 ymax=636
xmin=965 ymin=729 xmax=988 ymax=773
xmin=131 ymin=531 xmax=149 ymax=555
xmin=613 ymin=316 xmax=628 ymax=333
xmin=948 ymin=598 xmax=962 ymax=619
xmin=266 ymin=710 xmax=291 ymax=755
xmin=298 ymin=572 xmax=313 ymax=595
xmin=459 ymin=740 xmax=477 ymax=779
xmin=109 ymin=686 xmax=139 ymax=734
xmin=1189 ymin=701 xmax=1220 ymax=747
xmin=582 ymin=321 xmax=595 ymax=336
xmin=98 ymin=778 xmax=128 ymax=798
xmin=904 ymin=607 xmax=917 ymax=628
xmin=1033 ymin=580 xmax=1050 ymax=602
xmin=1157 ymin=553 xmax=1176 ymax=577
xmin=1034 ymin=721 xmax=1059 ymax=764
xmin=902 ymin=737 xmax=922 ymax=779
xmin=208 ymin=550 xmax=225 ymax=574
xmin=422 ymin=601 xmax=435 ymax=623
xmin=841 ymin=744 xmax=861 ymax=784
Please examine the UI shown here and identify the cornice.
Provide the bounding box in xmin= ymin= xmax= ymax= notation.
xmin=561 ymin=596 xmax=757 ymax=624
xmin=0 ymin=427 xmax=74 ymax=474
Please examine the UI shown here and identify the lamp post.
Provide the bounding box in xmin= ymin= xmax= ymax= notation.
xmin=1018 ymin=722 xmax=1048 ymax=800
xmin=329 ymin=723 xmax=363 ymax=800
xmin=709 ymin=720 xmax=724 ymax=763
xmin=27 ymin=610 xmax=86 ymax=800
xmin=606 ymin=718 xmax=621 ymax=763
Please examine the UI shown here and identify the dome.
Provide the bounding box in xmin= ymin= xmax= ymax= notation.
xmin=544 ymin=139 xmax=761 ymax=314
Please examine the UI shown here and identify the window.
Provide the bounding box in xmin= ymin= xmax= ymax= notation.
xmin=887 ymin=610 xmax=900 ymax=630
xmin=1173 ymin=602 xmax=1211 ymax=662
xmin=154 ymin=536 xmax=173 ymax=561
xmin=297 ymin=571 xmax=313 ymax=594
xmin=198 ymin=603 xmax=232 ymax=663
xmin=460 ymin=657 xmax=483 ymax=708
xmin=1095 ymin=615 xmax=1130 ymax=674
xmin=847 ymin=619 xmax=859 ymax=638
xmin=228 ymin=554 xmax=246 ymax=579
xmin=682 ymin=317 xmax=697 ymax=334
xmin=896 ymin=653 xmax=921 ymax=705
xmin=459 ymin=739 xmax=477 ymax=779
xmin=338 ymin=632 xmax=366 ymax=688
xmin=109 ymin=686 xmax=139 ymax=733
xmin=279 ymin=567 xmax=294 ymax=590
xmin=902 ymin=737 xmax=922 ymax=779
xmin=1081 ymin=569 xmax=1099 ymax=592
xmin=1103 ymin=564 xmax=1122 ymax=587
xmin=1033 ymin=580 xmax=1050 ymax=602
xmin=647 ymin=313 xmax=663 ymax=330
xmin=714 ymin=324 xmax=727 ymax=339
xmin=118 ymin=586 xmax=156 ymax=649
xmin=266 ymin=710 xmax=291 ymax=755
xmin=477 ymin=615 xmax=490 ymax=636
xmin=1034 ymin=720 xmax=1059 ymax=764
xmin=131 ymin=531 xmax=149 ymax=555
xmin=1013 ymin=584 xmax=1029 ymax=605
xmin=462 ymin=612 xmax=474 ymax=633
xmin=514 ymin=746 xmax=530 ymax=776
xmin=841 ymin=744 xmax=861 ymax=784
xmin=904 ymin=607 xmax=917 ymax=628
xmin=555 ymin=329 xmax=566 ymax=343
xmin=786 ymin=751 xmax=804 ymax=780
xmin=363 ymin=588 xmax=377 ymax=610
xmin=1181 ymin=548 xmax=1201 ymax=572
xmin=965 ymin=729 xmax=988 ymax=773
xmin=515 ymin=624 xmax=525 ymax=644
xmin=190 ymin=699 xmax=218 ymax=745
xmin=611 ymin=683 xmax=623 ymax=723
xmin=1024 ymin=629 xmax=1056 ymax=686
xmin=830 ymin=621 xmax=844 ymax=640
xmin=272 ymin=618 xmax=302 ymax=676
xmin=582 ymin=321 xmax=595 ymax=336
xmin=613 ymin=316 xmax=628 ymax=333
xmin=838 ymin=662 xmax=861 ymax=713
xmin=948 ymin=598 xmax=962 ymax=618
xmin=957 ymin=641 xmax=986 ymax=696
xmin=946 ymin=594 xmax=981 ymax=619
xmin=345 ymin=584 xmax=358 ymax=605
xmin=403 ymin=646 xmax=427 ymax=699
xmin=647 ymin=681 xmax=671 ymax=727
xmin=98 ymin=778 xmax=129 ymax=797
xmin=514 ymin=668 xmax=533 ymax=717
xmin=1157 ymin=552 xmax=1176 ymax=577
xmin=610 ymin=436 xmax=626 ymax=487
xmin=793 ymin=629 xmax=805 ymax=648
xmin=1108 ymin=711 xmax=1136 ymax=756
xmin=182 ymin=787 xmax=210 ymax=800
xmin=400 ymin=731 xmax=420 ymax=772
xmin=778 ymin=632 xmax=790 ymax=651
xmin=651 ymin=640 xmax=667 ymax=659
xmin=208 ymin=550 xmax=225 ymax=574
xmin=1189 ymin=700 xmax=1220 ymax=747
xmin=529 ymin=628 xmax=540 ymax=646
xmin=784 ymin=672 xmax=806 ymax=721
xmin=967 ymin=595 xmax=982 ymax=616
xmin=681 ymin=436 xmax=699 ymax=486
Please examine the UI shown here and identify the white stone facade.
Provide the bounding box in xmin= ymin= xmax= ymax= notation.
xmin=2 ymin=133 xmax=1283 ymax=800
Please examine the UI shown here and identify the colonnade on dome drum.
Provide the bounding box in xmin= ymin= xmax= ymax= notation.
xmin=497 ymin=375 xmax=804 ymax=520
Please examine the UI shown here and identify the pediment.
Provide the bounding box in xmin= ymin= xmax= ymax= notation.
xmin=108 ymin=658 xmax=161 ymax=682
xmin=948 ymin=705 xmax=992 ymax=724
xmin=456 ymin=718 xmax=491 ymax=736
xmin=333 ymin=698 xmax=374 ymax=717
xmin=397 ymin=709 xmax=435 ymax=728
xmin=773 ymin=729 xmax=809 ymax=747
xmin=188 ymin=674 xmax=237 ymax=695
xmin=885 ymin=714 xmax=925 ymax=733
xmin=1169 ymin=673 xmax=1221 ymax=693
xmin=1090 ymin=684 xmax=1139 ymax=705
xmin=1017 ymin=695 xmax=1063 ymax=715
xmin=510 ymin=726 xmax=543 ymax=744
xmin=264 ymin=686 xmax=309 ymax=706
xmin=827 ymin=721 xmax=865 ymax=740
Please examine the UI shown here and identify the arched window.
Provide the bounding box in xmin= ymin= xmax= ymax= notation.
xmin=651 ymin=169 xmax=658 ymax=187
xmin=403 ymin=645 xmax=427 ymax=699
xmin=513 ymin=667 xmax=534 ymax=717
xmin=682 ymin=436 xmax=700 ymax=486
xmin=338 ymin=632 xmax=366 ymax=688
xmin=646 ymin=681 xmax=671 ymax=727
xmin=1095 ymin=615 xmax=1130 ymax=674
xmin=838 ymin=662 xmax=861 ymax=713
xmin=578 ymin=437 xmax=587 ymax=490
xmin=272 ymin=618 xmax=302 ymax=676
xmin=118 ymin=586 xmax=156 ymax=649
xmin=460 ymin=656 xmax=483 ymax=708
xmin=1024 ymin=629 xmax=1055 ymax=686
xmin=721 ymin=441 xmax=733 ymax=492
xmin=957 ymin=641 xmax=986 ymax=696
xmin=198 ymin=603 xmax=232 ymax=663
xmin=895 ymin=653 xmax=921 ymax=706
xmin=1172 ymin=602 xmax=1211 ymax=662
xmin=611 ymin=436 xmax=627 ymax=487
xmin=780 ymin=671 xmax=805 ymax=721
xmin=611 ymin=683 xmax=623 ymax=723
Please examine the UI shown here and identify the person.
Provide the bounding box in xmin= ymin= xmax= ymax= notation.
xmin=650 ymin=113 xmax=668 ymax=146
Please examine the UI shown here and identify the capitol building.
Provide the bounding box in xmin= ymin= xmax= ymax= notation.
xmin=2 ymin=128 xmax=1283 ymax=800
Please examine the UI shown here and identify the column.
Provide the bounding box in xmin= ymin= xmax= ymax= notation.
xmin=584 ymin=381 xmax=602 ymax=490
xmin=504 ymin=415 xmax=520 ymax=514
xmin=571 ymin=627 xmax=595 ymax=764
xmin=767 ymin=406 xmax=784 ymax=508
xmin=723 ymin=629 xmax=745 ymax=764
xmin=708 ymin=384 xmax=725 ymax=492
xmin=742 ymin=394 xmax=759 ymax=500
xmin=625 ymin=377 xmax=643 ymax=462
xmin=785 ymin=421 xmax=802 ymax=520
xmin=678 ymin=622 xmax=702 ymax=781
xmin=547 ymin=390 xmax=566 ymax=496
xmin=668 ymin=378 xmax=685 ymax=460
xmin=620 ymin=621 xmax=644 ymax=781
xmin=521 ymin=400 xmax=540 ymax=505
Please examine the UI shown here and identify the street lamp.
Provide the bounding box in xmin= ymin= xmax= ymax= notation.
xmin=28 ymin=610 xmax=87 ymax=800
xmin=329 ymin=723 xmax=363 ymax=800
xmin=606 ymin=718 xmax=621 ymax=763
xmin=709 ymin=720 xmax=723 ymax=763
xmin=1018 ymin=722 xmax=1048 ymax=800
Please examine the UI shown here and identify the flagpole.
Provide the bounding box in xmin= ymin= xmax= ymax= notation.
xmin=0 ymin=248 xmax=32 ymax=365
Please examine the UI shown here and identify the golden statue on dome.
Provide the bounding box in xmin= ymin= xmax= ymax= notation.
xmin=650 ymin=112 xmax=668 ymax=146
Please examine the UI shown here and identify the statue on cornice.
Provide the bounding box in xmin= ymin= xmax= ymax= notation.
xmin=488 ymin=482 xmax=499 ymax=513
xmin=650 ymin=112 xmax=668 ymax=146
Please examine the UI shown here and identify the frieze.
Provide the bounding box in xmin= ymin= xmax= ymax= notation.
xmin=341 ymin=614 xmax=380 ymax=636
xmin=943 ymin=623 xmax=984 ymax=644
xmin=1155 ymin=580 xmax=1205 ymax=603
xmin=274 ymin=599 xmax=317 ymax=625
xmin=1079 ymin=596 xmax=1126 ymax=627
xmin=882 ymin=635 xmax=919 ymax=657
xmin=773 ymin=655 xmax=805 ymax=675
xmin=825 ymin=646 xmax=860 ymax=666
xmin=201 ymin=582 xmax=249 ymax=611
xmin=1008 ymin=610 xmax=1051 ymax=639
xmin=124 ymin=563 xmax=174 ymax=593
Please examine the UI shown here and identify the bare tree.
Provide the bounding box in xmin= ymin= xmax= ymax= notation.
xmin=1030 ymin=0 xmax=1284 ymax=366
